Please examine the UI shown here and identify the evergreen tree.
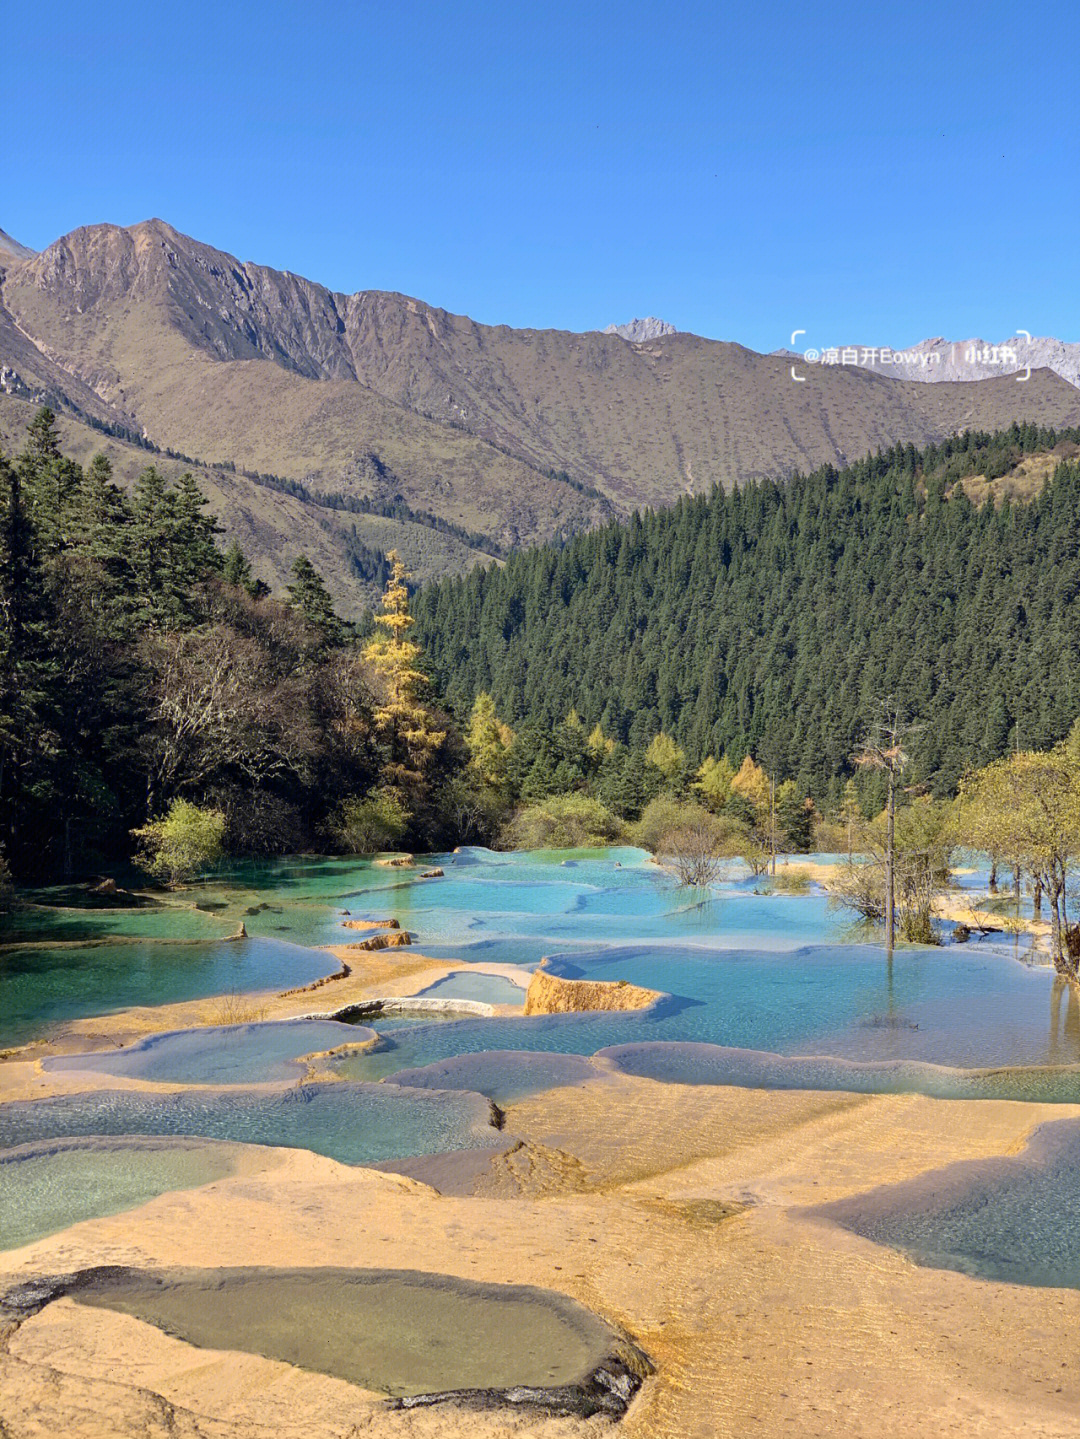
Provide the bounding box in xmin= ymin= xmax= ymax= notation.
xmin=287 ymin=556 xmax=344 ymax=643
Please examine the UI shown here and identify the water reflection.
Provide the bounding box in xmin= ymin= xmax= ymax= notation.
xmin=1049 ymin=977 xmax=1080 ymax=1063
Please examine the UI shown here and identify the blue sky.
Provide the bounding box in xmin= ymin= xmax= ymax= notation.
xmin=4 ymin=0 xmax=1077 ymax=350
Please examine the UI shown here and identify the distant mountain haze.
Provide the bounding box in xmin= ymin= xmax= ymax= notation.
xmin=2 ymin=217 xmax=1078 ymax=610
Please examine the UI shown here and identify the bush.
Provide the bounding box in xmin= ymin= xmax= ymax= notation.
xmin=632 ymin=797 xmax=749 ymax=885
xmin=500 ymin=793 xmax=622 ymax=850
xmin=132 ymin=800 xmax=227 ymax=886
xmin=769 ymin=867 xmax=813 ymax=895
xmin=439 ymin=774 xmax=510 ymax=846
xmin=631 ymin=795 xmax=688 ymax=853
xmin=333 ymin=789 xmax=409 ymax=854
xmin=629 ymin=797 xmax=750 ymax=886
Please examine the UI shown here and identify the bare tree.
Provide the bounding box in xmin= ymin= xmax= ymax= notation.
xmin=662 ymin=811 xmax=742 ymax=887
xmin=142 ymin=625 xmax=318 ymax=805
xmin=854 ymin=704 xmax=921 ymax=954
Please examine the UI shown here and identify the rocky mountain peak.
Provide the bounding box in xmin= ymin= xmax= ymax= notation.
xmin=603 ymin=317 xmax=677 ymax=343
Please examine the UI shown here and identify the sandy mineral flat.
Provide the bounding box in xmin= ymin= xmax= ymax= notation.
xmin=3 ymin=1068 xmax=1080 ymax=1438
xmin=4 ymin=920 xmax=1080 ymax=1438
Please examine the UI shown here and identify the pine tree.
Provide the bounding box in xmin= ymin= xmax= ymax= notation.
xmin=0 ymin=449 xmax=62 ymax=855
xmin=287 ymin=556 xmax=344 ymax=643
xmin=467 ymin=692 xmax=512 ymax=788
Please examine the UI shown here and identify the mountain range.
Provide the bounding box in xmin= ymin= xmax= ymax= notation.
xmin=844 ymin=336 xmax=1080 ymax=389
xmin=2 ymin=217 xmax=1078 ymax=612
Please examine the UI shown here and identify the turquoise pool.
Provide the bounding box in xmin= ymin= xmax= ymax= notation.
xmin=0 ymin=938 xmax=336 ymax=1050
xmin=0 ymin=1136 xmax=251 ymax=1252
xmin=0 ymin=1081 xmax=499 ymax=1167
xmin=6 ymin=846 xmax=1075 ymax=1104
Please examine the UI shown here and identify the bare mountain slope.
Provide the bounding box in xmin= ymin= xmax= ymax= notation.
xmin=2 ymin=221 xmax=605 ymax=550
xmin=3 ymin=217 xmax=1079 ymax=605
xmin=0 ymin=228 xmax=35 ymax=265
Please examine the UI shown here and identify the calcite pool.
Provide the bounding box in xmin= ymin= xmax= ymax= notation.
xmin=3 ymin=1265 xmax=644 ymax=1412
xmin=4 ymin=846 xmax=1079 ymax=1241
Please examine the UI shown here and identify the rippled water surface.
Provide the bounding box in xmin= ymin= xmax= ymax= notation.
xmin=811 ymin=1119 xmax=1080 ymax=1287
xmin=0 ymin=1136 xmax=247 ymax=1251
xmin=0 ymin=1083 xmax=499 ymax=1166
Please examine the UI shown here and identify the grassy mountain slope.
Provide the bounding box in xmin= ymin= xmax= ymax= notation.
xmin=1 ymin=222 xmax=605 ymax=549
xmin=0 ymin=392 xmax=495 ymax=614
xmin=338 ymin=312 xmax=1080 ymax=504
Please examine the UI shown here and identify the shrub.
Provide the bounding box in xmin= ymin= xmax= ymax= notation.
xmin=769 ymin=867 xmax=812 ymax=895
xmin=631 ymin=795 xmax=687 ymax=853
xmin=632 ymin=797 xmax=747 ymax=886
xmin=132 ymin=800 xmax=227 ymax=886
xmin=333 ymin=789 xmax=409 ymax=854
xmin=500 ymin=793 xmax=622 ymax=850
xmin=439 ymin=774 xmax=510 ymax=846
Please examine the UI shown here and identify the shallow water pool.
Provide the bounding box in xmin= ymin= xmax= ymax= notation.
xmin=0 ymin=1136 xmax=250 ymax=1252
xmin=0 ymin=938 xmax=336 ymax=1051
xmin=51 ymin=1265 xmax=622 ymax=1400
xmin=0 ymin=1082 xmax=499 ymax=1167
xmin=810 ymin=1118 xmax=1080 ymax=1287
xmin=414 ymin=971 xmax=526 ymax=1007
xmin=43 ymin=1018 xmax=375 ymax=1086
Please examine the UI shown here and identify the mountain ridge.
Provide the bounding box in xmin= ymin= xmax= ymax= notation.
xmin=4 ymin=216 xmax=1080 ymax=607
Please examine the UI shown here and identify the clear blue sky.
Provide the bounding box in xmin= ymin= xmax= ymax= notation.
xmin=4 ymin=0 xmax=1077 ymax=350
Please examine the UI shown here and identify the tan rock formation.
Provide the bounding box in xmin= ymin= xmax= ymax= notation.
xmin=523 ymin=969 xmax=658 ymax=1016
xmin=347 ymin=930 xmax=413 ymax=952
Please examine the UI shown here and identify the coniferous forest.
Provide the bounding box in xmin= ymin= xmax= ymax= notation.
xmin=6 ymin=412 xmax=1080 ymax=884
xmin=0 ymin=410 xmax=462 ymax=880
xmin=414 ymin=425 xmax=1080 ymax=806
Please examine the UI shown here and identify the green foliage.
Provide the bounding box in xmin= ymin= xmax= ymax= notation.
xmin=775 ymin=779 xmax=813 ymax=853
xmin=333 ymin=789 xmax=409 ymax=854
xmin=415 ymin=427 xmax=1080 ymax=799
xmin=632 ymin=794 xmax=693 ymax=853
xmin=959 ymin=745 xmax=1080 ymax=972
xmin=0 ymin=844 xmax=12 ymax=910
xmin=768 ymin=867 xmax=812 ymax=895
xmin=645 ymin=732 xmax=685 ymax=783
xmin=132 ymin=799 xmax=226 ymax=885
xmin=633 ymin=795 xmax=748 ymax=885
xmin=500 ymin=793 xmax=623 ymax=850
xmin=287 ymin=555 xmax=344 ymax=643
xmin=0 ymin=415 xmax=466 ymax=879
